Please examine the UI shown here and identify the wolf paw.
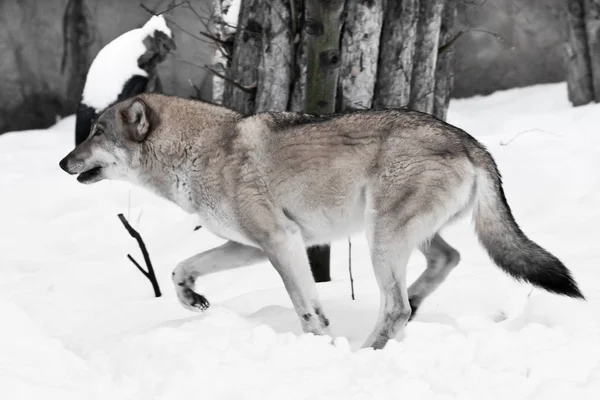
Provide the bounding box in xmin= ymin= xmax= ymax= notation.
xmin=176 ymin=286 xmax=210 ymax=312
xmin=314 ymin=307 xmax=330 ymax=328
xmin=301 ymin=312 xmax=331 ymax=336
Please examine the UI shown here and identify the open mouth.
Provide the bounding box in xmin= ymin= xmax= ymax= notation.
xmin=77 ymin=166 xmax=103 ymax=184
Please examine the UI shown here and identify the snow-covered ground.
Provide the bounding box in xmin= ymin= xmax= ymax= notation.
xmin=1 ymin=83 xmax=599 ymax=399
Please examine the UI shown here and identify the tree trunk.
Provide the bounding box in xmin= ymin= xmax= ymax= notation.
xmin=409 ymin=0 xmax=444 ymax=113
xmin=373 ymin=0 xmax=419 ymax=108
xmin=256 ymin=0 xmax=293 ymax=112
xmin=287 ymin=0 xmax=331 ymax=282
xmin=339 ymin=0 xmax=384 ymax=110
xmin=304 ymin=0 xmax=345 ymax=114
xmin=303 ymin=0 xmax=345 ymax=283
xmin=432 ymin=0 xmax=457 ymax=121
xmin=584 ymin=0 xmax=600 ymax=102
xmin=566 ymin=0 xmax=594 ymax=106
xmin=62 ymin=0 xmax=93 ymax=112
xmin=210 ymin=0 xmax=234 ymax=105
xmin=290 ymin=0 xmax=307 ymax=112
xmin=223 ymin=0 xmax=262 ymax=114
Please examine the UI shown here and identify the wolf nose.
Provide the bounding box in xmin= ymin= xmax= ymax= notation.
xmin=59 ymin=156 xmax=72 ymax=173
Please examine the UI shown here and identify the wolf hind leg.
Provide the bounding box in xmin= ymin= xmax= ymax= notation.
xmin=362 ymin=206 xmax=442 ymax=349
xmin=362 ymin=183 xmax=466 ymax=349
xmin=408 ymin=233 xmax=461 ymax=320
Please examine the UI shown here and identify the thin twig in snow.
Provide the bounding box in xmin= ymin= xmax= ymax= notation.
xmin=500 ymin=129 xmax=562 ymax=146
xmin=117 ymin=213 xmax=162 ymax=297
xmin=349 ymin=238 xmax=355 ymax=300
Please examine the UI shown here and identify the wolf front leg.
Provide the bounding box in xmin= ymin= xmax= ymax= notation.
xmin=258 ymin=227 xmax=331 ymax=336
xmin=172 ymin=241 xmax=266 ymax=311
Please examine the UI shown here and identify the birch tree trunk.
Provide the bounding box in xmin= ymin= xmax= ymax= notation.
xmin=410 ymin=0 xmax=444 ymax=113
xmin=290 ymin=0 xmax=308 ymax=112
xmin=339 ymin=0 xmax=384 ymax=110
xmin=223 ymin=0 xmax=261 ymax=114
xmin=432 ymin=0 xmax=457 ymax=121
xmin=584 ymin=0 xmax=600 ymax=102
xmin=210 ymin=0 xmax=234 ymax=105
xmin=304 ymin=0 xmax=345 ymax=114
xmin=304 ymin=0 xmax=345 ymax=283
xmin=256 ymin=0 xmax=293 ymax=112
xmin=373 ymin=0 xmax=419 ymax=108
xmin=566 ymin=0 xmax=594 ymax=106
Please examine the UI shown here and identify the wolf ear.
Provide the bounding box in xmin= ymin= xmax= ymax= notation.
xmin=124 ymin=99 xmax=150 ymax=141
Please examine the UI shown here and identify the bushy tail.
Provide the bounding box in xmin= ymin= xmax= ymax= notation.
xmin=472 ymin=152 xmax=584 ymax=299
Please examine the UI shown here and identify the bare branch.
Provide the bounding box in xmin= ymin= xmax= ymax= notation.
xmin=127 ymin=254 xmax=149 ymax=278
xmin=438 ymin=31 xmax=464 ymax=55
xmin=199 ymin=30 xmax=230 ymax=47
xmin=469 ymin=28 xmax=515 ymax=49
xmin=405 ymin=89 xmax=436 ymax=109
xmin=164 ymin=17 xmax=205 ymax=42
xmin=205 ymin=65 xmax=257 ymax=93
xmin=117 ymin=213 xmax=162 ymax=297
xmin=187 ymin=78 xmax=203 ymax=99
xmin=139 ymin=1 xmax=186 ymax=16
xmin=438 ymin=29 xmax=515 ymax=55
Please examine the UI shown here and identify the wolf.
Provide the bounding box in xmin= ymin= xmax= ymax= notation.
xmin=59 ymin=94 xmax=584 ymax=349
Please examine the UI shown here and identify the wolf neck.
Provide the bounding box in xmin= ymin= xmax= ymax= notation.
xmin=134 ymin=134 xmax=208 ymax=213
xmin=131 ymin=98 xmax=241 ymax=213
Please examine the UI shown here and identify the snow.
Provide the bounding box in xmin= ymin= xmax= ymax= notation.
xmin=223 ymin=0 xmax=241 ymax=28
xmin=1 ymin=82 xmax=599 ymax=399
xmin=81 ymin=15 xmax=172 ymax=111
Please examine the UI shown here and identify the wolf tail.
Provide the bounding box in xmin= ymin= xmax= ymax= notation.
xmin=472 ymin=149 xmax=584 ymax=299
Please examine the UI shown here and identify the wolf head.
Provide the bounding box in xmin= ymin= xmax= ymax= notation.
xmin=59 ymin=98 xmax=154 ymax=184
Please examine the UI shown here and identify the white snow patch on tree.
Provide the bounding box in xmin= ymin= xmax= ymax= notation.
xmin=82 ymin=15 xmax=172 ymax=111
xmin=211 ymin=0 xmax=241 ymax=105
xmin=224 ymin=0 xmax=241 ymax=27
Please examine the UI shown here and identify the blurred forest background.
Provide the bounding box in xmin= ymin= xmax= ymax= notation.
xmin=0 ymin=0 xmax=568 ymax=134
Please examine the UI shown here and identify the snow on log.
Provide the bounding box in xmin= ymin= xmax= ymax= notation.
xmin=74 ymin=15 xmax=175 ymax=145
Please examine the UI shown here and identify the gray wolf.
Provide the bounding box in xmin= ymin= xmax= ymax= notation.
xmin=59 ymin=94 xmax=584 ymax=349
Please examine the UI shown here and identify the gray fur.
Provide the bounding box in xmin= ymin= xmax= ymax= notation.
xmin=59 ymin=94 xmax=583 ymax=350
